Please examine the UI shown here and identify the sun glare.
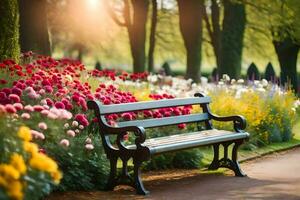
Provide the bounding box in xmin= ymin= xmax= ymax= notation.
xmin=87 ymin=0 xmax=100 ymax=8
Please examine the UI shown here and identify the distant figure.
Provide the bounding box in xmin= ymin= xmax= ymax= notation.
xmin=95 ymin=61 xmax=102 ymax=71
xmin=247 ymin=62 xmax=260 ymax=80
xmin=161 ymin=62 xmax=172 ymax=76
xmin=264 ymin=62 xmax=276 ymax=82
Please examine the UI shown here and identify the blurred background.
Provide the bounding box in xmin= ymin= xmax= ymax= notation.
xmin=1 ymin=0 xmax=300 ymax=89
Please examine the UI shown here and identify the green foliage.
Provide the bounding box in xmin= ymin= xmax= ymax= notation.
xmin=264 ymin=62 xmax=276 ymax=81
xmin=0 ymin=0 xmax=20 ymax=62
xmin=247 ymin=62 xmax=260 ymax=80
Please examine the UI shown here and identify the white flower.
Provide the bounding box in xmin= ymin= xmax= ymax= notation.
xmin=222 ymin=74 xmax=230 ymax=82
xmin=261 ymin=79 xmax=268 ymax=87
xmin=85 ymin=137 xmax=92 ymax=144
xmin=200 ymin=77 xmax=208 ymax=85
xmin=75 ymin=129 xmax=80 ymax=134
xmin=72 ymin=121 xmax=79 ymax=127
xmin=237 ymin=79 xmax=244 ymax=84
xmin=79 ymin=125 xmax=84 ymax=130
xmin=85 ymin=144 xmax=94 ymax=150
xmin=64 ymin=123 xmax=70 ymax=129
xmin=218 ymin=81 xmax=224 ymax=85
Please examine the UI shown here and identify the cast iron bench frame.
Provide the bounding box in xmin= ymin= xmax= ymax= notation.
xmin=88 ymin=93 xmax=249 ymax=195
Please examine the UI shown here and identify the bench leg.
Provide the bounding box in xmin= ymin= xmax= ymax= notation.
xmin=231 ymin=141 xmax=246 ymax=177
xmin=208 ymin=140 xmax=246 ymax=177
xmin=105 ymin=156 xmax=118 ymax=191
xmin=133 ymin=160 xmax=149 ymax=195
xmin=208 ymin=144 xmax=220 ymax=170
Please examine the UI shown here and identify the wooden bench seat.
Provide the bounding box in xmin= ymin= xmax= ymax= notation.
xmin=88 ymin=92 xmax=250 ymax=195
xmin=127 ymin=130 xmax=249 ymax=154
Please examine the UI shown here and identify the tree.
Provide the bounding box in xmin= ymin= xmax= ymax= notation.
xmin=177 ymin=0 xmax=204 ymax=82
xmin=203 ymin=0 xmax=246 ymax=78
xmin=148 ymin=0 xmax=158 ymax=72
xmin=247 ymin=0 xmax=300 ymax=91
xmin=105 ymin=0 xmax=149 ymax=72
xmin=0 ymin=0 xmax=20 ymax=62
xmin=19 ymin=0 xmax=51 ymax=55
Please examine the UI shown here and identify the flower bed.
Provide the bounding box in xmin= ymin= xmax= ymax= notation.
xmin=0 ymin=54 xmax=299 ymax=198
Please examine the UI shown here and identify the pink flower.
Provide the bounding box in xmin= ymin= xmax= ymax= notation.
xmin=41 ymin=109 xmax=50 ymax=116
xmin=85 ymin=144 xmax=94 ymax=150
xmin=38 ymin=122 xmax=48 ymax=130
xmin=33 ymin=105 xmax=44 ymax=112
xmin=13 ymin=103 xmax=23 ymax=111
xmin=60 ymin=139 xmax=70 ymax=147
xmin=44 ymin=85 xmax=53 ymax=93
xmin=47 ymin=112 xmax=58 ymax=119
xmin=0 ymin=105 xmax=6 ymax=113
xmin=5 ymin=104 xmax=17 ymax=113
xmin=21 ymin=113 xmax=31 ymax=119
xmin=8 ymin=94 xmax=20 ymax=103
xmin=39 ymin=89 xmax=46 ymax=95
xmin=31 ymin=130 xmax=45 ymax=140
xmin=25 ymin=86 xmax=35 ymax=94
xmin=66 ymin=130 xmax=76 ymax=137
xmin=24 ymin=105 xmax=34 ymax=112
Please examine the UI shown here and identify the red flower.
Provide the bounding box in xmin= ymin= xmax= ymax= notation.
xmin=54 ymin=101 xmax=65 ymax=109
xmin=121 ymin=112 xmax=133 ymax=121
xmin=178 ymin=123 xmax=186 ymax=129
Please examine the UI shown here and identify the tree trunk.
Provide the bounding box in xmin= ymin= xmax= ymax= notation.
xmin=0 ymin=0 xmax=20 ymax=62
xmin=129 ymin=0 xmax=149 ymax=73
xmin=210 ymin=0 xmax=222 ymax=69
xmin=273 ymin=38 xmax=299 ymax=92
xmin=148 ymin=0 xmax=158 ymax=73
xmin=177 ymin=0 xmax=203 ymax=82
xmin=19 ymin=0 xmax=51 ymax=56
xmin=219 ymin=0 xmax=246 ymax=78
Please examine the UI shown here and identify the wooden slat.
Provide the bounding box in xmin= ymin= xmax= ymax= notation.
xmin=117 ymin=113 xmax=209 ymax=128
xmin=98 ymin=97 xmax=211 ymax=114
xmin=152 ymin=132 xmax=249 ymax=154
xmin=126 ymin=131 xmax=250 ymax=154
xmin=144 ymin=130 xmax=233 ymax=146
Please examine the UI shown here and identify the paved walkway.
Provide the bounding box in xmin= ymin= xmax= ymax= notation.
xmin=47 ymin=147 xmax=300 ymax=200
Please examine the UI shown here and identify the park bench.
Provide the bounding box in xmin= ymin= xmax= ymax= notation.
xmin=87 ymin=92 xmax=249 ymax=195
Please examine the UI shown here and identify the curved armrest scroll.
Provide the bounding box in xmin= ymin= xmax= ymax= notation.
xmin=210 ymin=114 xmax=246 ymax=132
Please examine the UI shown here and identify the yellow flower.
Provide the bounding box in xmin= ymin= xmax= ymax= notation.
xmin=23 ymin=142 xmax=38 ymax=155
xmin=10 ymin=153 xmax=26 ymax=175
xmin=0 ymin=175 xmax=8 ymax=187
xmin=17 ymin=126 xmax=32 ymax=141
xmin=51 ymin=170 xmax=62 ymax=184
xmin=29 ymin=153 xmax=58 ymax=174
xmin=6 ymin=181 xmax=23 ymax=200
xmin=0 ymin=164 xmax=20 ymax=180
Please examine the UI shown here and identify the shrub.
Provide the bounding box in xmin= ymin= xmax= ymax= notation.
xmin=0 ymin=117 xmax=61 ymax=200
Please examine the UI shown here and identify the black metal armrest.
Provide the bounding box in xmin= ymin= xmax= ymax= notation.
xmin=210 ymin=114 xmax=247 ymax=132
xmin=104 ymin=125 xmax=147 ymax=147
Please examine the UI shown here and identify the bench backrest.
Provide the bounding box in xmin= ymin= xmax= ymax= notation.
xmin=88 ymin=95 xmax=212 ymax=129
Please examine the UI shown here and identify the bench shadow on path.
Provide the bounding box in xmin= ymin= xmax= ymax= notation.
xmin=46 ymin=171 xmax=300 ymax=200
